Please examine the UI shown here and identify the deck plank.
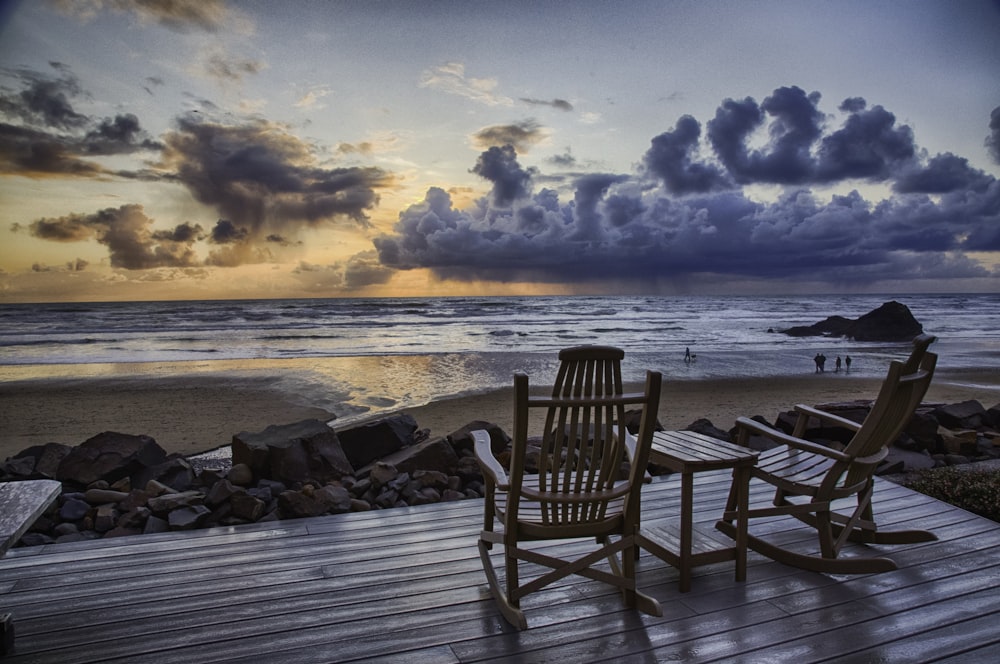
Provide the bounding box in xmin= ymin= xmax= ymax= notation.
xmin=1 ymin=472 xmax=998 ymax=663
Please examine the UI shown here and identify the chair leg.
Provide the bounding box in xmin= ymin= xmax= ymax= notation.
xmin=477 ymin=539 xmax=527 ymax=630
xmin=482 ymin=480 xmax=496 ymax=550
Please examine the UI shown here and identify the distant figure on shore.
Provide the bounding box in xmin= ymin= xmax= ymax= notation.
xmin=814 ymin=353 xmax=823 ymax=373
xmin=835 ymin=356 xmax=842 ymax=373
xmin=685 ymin=347 xmax=691 ymax=362
xmin=845 ymin=355 xmax=852 ymax=372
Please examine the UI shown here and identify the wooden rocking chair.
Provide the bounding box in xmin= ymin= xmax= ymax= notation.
xmin=472 ymin=345 xmax=663 ymax=629
xmin=716 ymin=334 xmax=938 ymax=574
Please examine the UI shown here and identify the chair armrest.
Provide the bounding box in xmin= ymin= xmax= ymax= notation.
xmin=793 ymin=404 xmax=862 ymax=432
xmin=735 ymin=417 xmax=851 ymax=462
xmin=472 ymin=430 xmax=509 ymax=489
xmin=615 ymin=426 xmax=652 ymax=483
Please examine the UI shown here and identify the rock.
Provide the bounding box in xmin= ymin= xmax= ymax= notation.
xmin=230 ymin=492 xmax=266 ymax=521
xmin=7 ymin=443 xmax=72 ymax=479
xmin=369 ymin=462 xmax=399 ymax=488
xmin=780 ymin=301 xmax=923 ymax=341
xmin=143 ymin=516 xmax=169 ymax=534
xmin=168 ymin=505 xmax=211 ymax=530
xmin=386 ymin=437 xmax=460 ymax=476
xmin=117 ymin=507 xmax=151 ymax=529
xmin=932 ymin=401 xmax=989 ymax=430
xmin=849 ymin=301 xmax=923 ymax=341
xmin=315 ymin=485 xmax=352 ymax=514
xmin=147 ymin=490 xmax=205 ymax=514
xmin=336 ymin=414 xmax=418 ymax=469
xmin=83 ymin=489 xmax=130 ymax=505
xmin=277 ymin=489 xmax=331 ymax=518
xmin=94 ymin=505 xmax=119 ymax=533
xmin=684 ymin=418 xmax=731 ymax=443
xmin=232 ymin=419 xmax=354 ymax=485
xmin=448 ymin=421 xmax=510 ymax=456
xmin=134 ymin=457 xmax=196 ymax=492
xmin=938 ymin=427 xmax=979 ymax=456
xmin=59 ymin=497 xmax=91 ymax=521
xmin=56 ymin=432 xmax=168 ymax=487
xmin=205 ymin=479 xmax=241 ymax=507
xmin=227 ymin=463 xmax=254 ymax=487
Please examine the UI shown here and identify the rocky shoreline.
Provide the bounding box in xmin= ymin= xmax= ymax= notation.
xmin=3 ymin=397 xmax=999 ymax=549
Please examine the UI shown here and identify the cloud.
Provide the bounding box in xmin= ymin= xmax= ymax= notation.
xmin=0 ymin=65 xmax=162 ymax=177
xmin=472 ymin=120 xmax=547 ymax=153
xmin=988 ymin=105 xmax=1000 ymax=165
xmin=419 ymin=62 xmax=513 ymax=106
xmin=644 ymin=115 xmax=732 ymax=194
xmin=373 ymin=89 xmax=1000 ymax=289
xmin=161 ymin=117 xmax=392 ymax=244
xmin=520 ymin=98 xmax=573 ymax=112
xmin=203 ymin=52 xmax=265 ymax=83
xmin=470 ymin=144 xmax=535 ymax=207
xmin=50 ymin=0 xmax=231 ymax=33
xmin=27 ymin=204 xmax=203 ymax=269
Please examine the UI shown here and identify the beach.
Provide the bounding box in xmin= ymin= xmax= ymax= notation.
xmin=3 ymin=368 xmax=997 ymax=462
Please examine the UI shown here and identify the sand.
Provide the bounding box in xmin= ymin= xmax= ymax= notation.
xmin=2 ymin=369 xmax=997 ymax=461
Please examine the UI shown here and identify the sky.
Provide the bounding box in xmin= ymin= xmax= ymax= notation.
xmin=0 ymin=0 xmax=998 ymax=303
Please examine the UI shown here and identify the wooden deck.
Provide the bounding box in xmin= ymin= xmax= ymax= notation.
xmin=2 ymin=470 xmax=998 ymax=663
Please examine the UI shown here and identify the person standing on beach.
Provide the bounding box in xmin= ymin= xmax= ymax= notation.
xmin=835 ymin=356 xmax=842 ymax=373
xmin=845 ymin=355 xmax=852 ymax=372
xmin=814 ymin=353 xmax=822 ymax=373
xmin=685 ymin=347 xmax=692 ymax=362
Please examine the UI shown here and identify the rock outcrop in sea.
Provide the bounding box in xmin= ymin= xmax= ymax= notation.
xmin=780 ymin=300 xmax=923 ymax=341
xmin=3 ymin=397 xmax=999 ymax=548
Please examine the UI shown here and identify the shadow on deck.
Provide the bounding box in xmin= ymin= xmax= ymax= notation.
xmin=1 ymin=470 xmax=999 ymax=663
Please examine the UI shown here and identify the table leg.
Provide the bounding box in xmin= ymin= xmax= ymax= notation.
xmin=735 ymin=466 xmax=749 ymax=582
xmin=680 ymin=471 xmax=693 ymax=592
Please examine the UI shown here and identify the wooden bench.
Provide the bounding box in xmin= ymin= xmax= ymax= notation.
xmin=0 ymin=479 xmax=62 ymax=558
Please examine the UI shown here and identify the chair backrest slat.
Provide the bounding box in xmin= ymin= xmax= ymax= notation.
xmin=510 ymin=345 xmax=660 ymax=529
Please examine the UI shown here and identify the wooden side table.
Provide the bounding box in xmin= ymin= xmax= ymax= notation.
xmin=638 ymin=431 xmax=758 ymax=592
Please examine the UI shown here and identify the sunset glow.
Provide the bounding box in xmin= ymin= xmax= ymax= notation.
xmin=1 ymin=0 xmax=998 ymax=303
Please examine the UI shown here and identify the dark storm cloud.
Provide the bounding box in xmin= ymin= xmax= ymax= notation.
xmin=208 ymin=219 xmax=248 ymax=244
xmin=644 ymin=115 xmax=732 ymax=194
xmin=0 ymin=64 xmax=88 ymax=129
xmin=162 ymin=117 xmax=391 ymax=245
xmin=373 ymin=90 xmax=1000 ymax=287
xmin=0 ymin=66 xmax=162 ymax=176
xmin=26 ymin=205 xmax=202 ymax=269
xmin=988 ymin=105 xmax=1000 ymax=165
xmin=894 ymin=153 xmax=995 ymax=194
xmin=705 ymin=87 xmax=918 ymax=186
xmin=708 ymin=86 xmax=824 ymax=184
xmin=470 ymin=144 xmax=535 ymax=207
xmin=815 ymin=103 xmax=915 ymax=182
xmin=520 ymin=98 xmax=573 ymax=112
xmin=472 ymin=120 xmax=546 ymax=152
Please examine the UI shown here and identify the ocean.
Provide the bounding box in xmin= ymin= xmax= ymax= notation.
xmin=1 ymin=294 xmax=998 ymax=425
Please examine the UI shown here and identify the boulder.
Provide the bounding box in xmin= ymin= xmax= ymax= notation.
xmin=133 ymin=457 xmax=196 ymax=492
xmin=448 ymin=421 xmax=510 ymax=456
xmin=932 ymin=401 xmax=989 ymax=430
xmin=385 ymin=437 xmax=460 ymax=476
xmin=56 ymin=432 xmax=168 ymax=487
xmin=6 ymin=443 xmax=72 ymax=479
xmin=336 ymin=414 xmax=418 ymax=469
xmin=780 ymin=301 xmax=922 ymax=341
xmin=232 ymin=419 xmax=354 ymax=485
xmin=849 ymin=301 xmax=923 ymax=341
xmin=684 ymin=418 xmax=731 ymax=443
